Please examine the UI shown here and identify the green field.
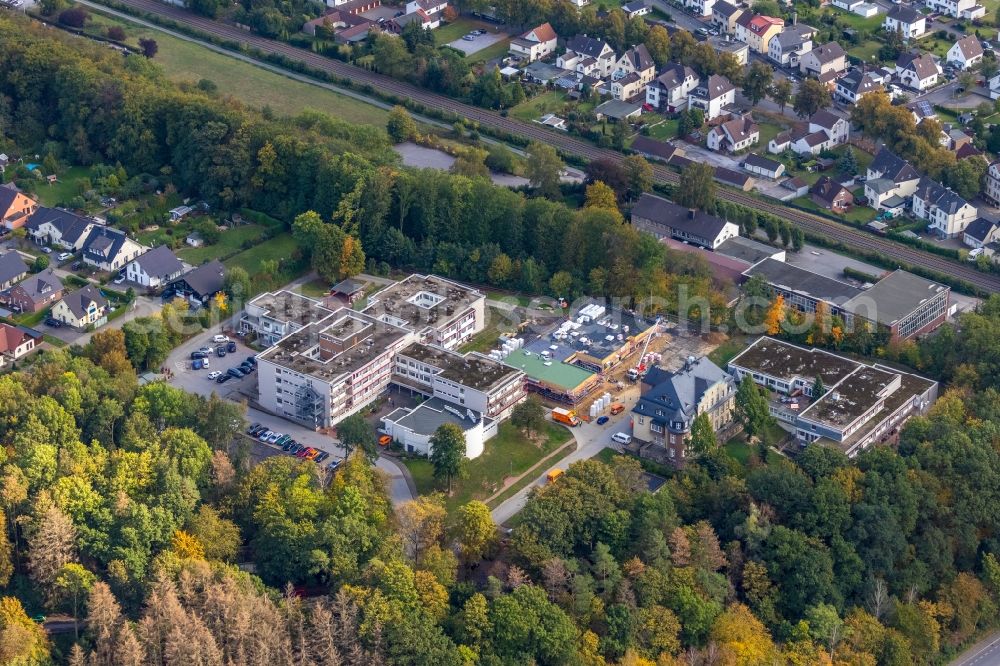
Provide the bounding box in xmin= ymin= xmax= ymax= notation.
xmin=643 ymin=118 xmax=680 ymax=140
xmin=511 ymin=90 xmax=571 ymax=122
xmin=30 ymin=166 xmax=94 ymax=208
xmin=755 ymin=120 xmax=787 ymax=150
xmin=176 ymin=224 xmax=270 ymax=264
xmin=433 ymin=17 xmax=494 ymax=45
xmin=848 ymin=39 xmax=884 ymax=63
xmin=223 ymin=232 xmax=300 ymax=274
xmin=707 ymin=336 xmax=748 ymax=367
xmin=85 ymin=10 xmax=389 ymax=126
xmin=403 ymin=420 xmax=572 ymax=509
xmin=468 ymin=37 xmax=513 ymax=64
xmin=793 ymin=196 xmax=875 ymax=224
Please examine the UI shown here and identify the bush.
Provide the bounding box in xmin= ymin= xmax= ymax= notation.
xmin=32 ymin=255 xmax=49 ymax=273
xmin=106 ymin=26 xmax=126 ymax=41
xmin=58 ymin=7 xmax=89 ymax=28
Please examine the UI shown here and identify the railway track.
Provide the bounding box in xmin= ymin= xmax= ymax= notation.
xmin=93 ymin=0 xmax=1000 ymax=293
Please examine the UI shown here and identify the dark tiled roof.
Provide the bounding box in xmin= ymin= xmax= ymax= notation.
xmin=652 ymin=62 xmax=698 ymax=91
xmin=743 ymin=153 xmax=782 ymax=172
xmin=82 ymin=226 xmax=129 ymax=264
xmin=632 ymin=192 xmax=734 ymax=241
xmin=0 ymin=252 xmax=28 ymax=285
xmin=61 ymin=285 xmax=108 ymax=319
xmin=174 ymin=259 xmax=225 ymax=298
xmin=887 ymin=5 xmax=922 ymax=23
xmin=963 ymin=217 xmax=996 ymax=242
xmin=26 ymin=207 xmax=93 ymax=245
xmin=133 ymin=245 xmax=183 ymax=279
xmin=810 ymin=41 xmax=846 ymax=64
xmin=565 ymin=35 xmax=612 ymax=58
xmin=14 ymin=268 xmax=63 ymax=303
xmin=810 ymin=176 xmax=851 ymax=205
xmin=631 ymin=135 xmax=680 ymax=161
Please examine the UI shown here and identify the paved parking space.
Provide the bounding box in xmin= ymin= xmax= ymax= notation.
xmin=447 ymin=31 xmax=506 ymax=55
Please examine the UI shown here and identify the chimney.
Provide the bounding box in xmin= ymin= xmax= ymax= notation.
xmin=688 ymin=209 xmax=696 ymax=219
xmin=792 ymin=11 xmax=797 ymax=25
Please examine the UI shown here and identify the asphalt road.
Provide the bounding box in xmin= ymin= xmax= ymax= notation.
xmin=162 ymin=328 xmax=415 ymax=505
xmin=83 ymin=0 xmax=1000 ymax=294
xmin=952 ymin=630 xmax=1000 ymax=666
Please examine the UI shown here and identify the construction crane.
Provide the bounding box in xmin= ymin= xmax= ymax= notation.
xmin=626 ymin=318 xmax=661 ymax=382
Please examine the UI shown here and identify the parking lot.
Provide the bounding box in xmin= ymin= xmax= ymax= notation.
xmin=163 ymin=330 xmax=414 ymax=504
xmin=447 ymin=30 xmax=506 ymax=56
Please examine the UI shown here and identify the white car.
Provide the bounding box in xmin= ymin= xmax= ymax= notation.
xmin=213 ymin=334 xmax=229 ymax=343
xmin=207 ymin=371 xmax=222 ymax=380
xmin=57 ymin=252 xmax=73 ymax=262
xmin=41 ymin=247 xmax=52 ymax=254
xmin=611 ymin=432 xmax=632 ymax=445
xmin=113 ymin=275 xmax=126 ymax=284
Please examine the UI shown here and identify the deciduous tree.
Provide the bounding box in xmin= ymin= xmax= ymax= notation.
xmin=430 ymin=423 xmax=466 ymax=493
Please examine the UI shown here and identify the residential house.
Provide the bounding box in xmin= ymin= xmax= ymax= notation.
xmin=743 ymin=154 xmax=785 ymax=179
xmin=984 ymin=161 xmax=1000 ymax=205
xmin=7 ymin=268 xmax=63 ymax=314
xmin=924 ymin=0 xmax=985 ymax=19
xmin=768 ymin=24 xmax=815 ymax=67
xmin=707 ymin=115 xmax=759 ymax=153
xmin=240 ymin=290 xmax=335 ymax=347
xmin=509 ymin=23 xmax=557 ymax=62
xmin=167 ymin=259 xmax=225 ymax=306
xmin=0 ymin=250 xmax=28 ymax=290
xmin=0 ymin=188 xmax=37 ymax=231
xmin=947 ymin=35 xmax=984 ymax=69
xmin=622 ymin=0 xmax=651 ymax=17
xmin=611 ymin=73 xmax=646 ymax=100
xmin=125 ymin=245 xmax=185 ymax=288
xmin=631 ymin=193 xmax=740 ymax=249
xmin=25 ymin=207 xmax=95 ymax=251
xmin=707 ymin=34 xmax=749 ymax=64
xmin=835 ymin=67 xmax=882 ymax=103
xmin=51 ymin=285 xmax=109 ymax=330
xmin=768 ymin=130 xmax=794 ymax=154
xmin=769 ymin=111 xmax=849 ymax=157
xmin=81 ymin=226 xmax=147 ymax=273
xmin=897 ymin=52 xmax=941 ymax=90
xmin=712 ymin=1 xmax=745 ymax=34
xmin=735 ymin=13 xmax=784 ymax=54
xmin=631 ymin=356 xmax=735 ymax=465
xmin=810 ymin=176 xmax=853 ymax=213
xmin=0 ymin=323 xmax=38 ymax=364
xmin=688 ymin=74 xmax=736 ymax=120
xmin=800 ymin=41 xmax=847 ymax=78
xmin=557 ymin=35 xmax=617 ymax=78
xmin=832 ymin=0 xmax=880 ymax=16
xmin=389 ymin=10 xmax=437 ymax=31
xmin=631 ymin=136 xmax=684 ymax=163
xmin=683 ymin=0 xmax=715 ymax=17
xmin=645 ymin=63 xmax=699 ymax=111
xmin=883 ymin=5 xmax=926 ymax=38
xmin=0 ymin=252 xmax=28 ymax=290
xmin=613 ymin=44 xmax=655 ymax=83
xmin=912 ymin=176 xmax=978 ymax=237
xmin=864 ymin=147 xmax=921 ymax=208
xmin=807 ymin=109 xmax=850 ymax=146
xmin=404 ymin=0 xmax=447 ymax=19
xmin=962 ymin=217 xmax=1000 ymax=248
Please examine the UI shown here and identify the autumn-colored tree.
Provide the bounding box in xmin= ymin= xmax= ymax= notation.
xmin=764 ymin=294 xmax=785 ymax=336
xmin=0 ymin=596 xmax=51 ymax=664
xmin=809 ymin=301 xmax=829 ymax=346
xmin=452 ymin=500 xmax=496 ymax=564
xmin=54 ymin=563 xmax=96 ymax=638
xmin=170 ymin=530 xmax=206 ymax=560
xmin=711 ymin=603 xmax=779 ymax=665
xmin=396 ymin=495 xmax=446 ymax=566
xmin=27 ymin=504 xmax=77 ymax=601
xmin=585 ymin=181 xmax=620 ymax=214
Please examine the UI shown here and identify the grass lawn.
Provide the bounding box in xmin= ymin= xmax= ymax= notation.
xmin=848 ymin=39 xmax=884 ymax=64
xmin=86 ymin=10 xmax=389 ymax=126
xmin=708 ymin=335 xmax=748 ymax=367
xmin=177 ymin=224 xmax=269 ymax=264
xmin=643 ymin=118 xmax=680 ymax=140
xmin=592 ymin=446 xmax=623 ymax=465
xmin=459 ymin=305 xmax=517 ymax=353
xmin=724 ymin=439 xmax=752 ymax=467
xmin=511 ymin=90 xmax=571 ymax=122
xmin=433 ymin=18 xmax=493 ymax=45
xmin=755 ymin=120 xmax=786 ymax=150
xmin=32 ymin=166 xmax=95 ymax=208
xmin=793 ymin=196 xmax=875 ymax=224
xmin=403 ymin=420 xmax=572 ymax=509
xmin=224 ymin=232 xmax=301 ymax=275
xmin=827 ymin=7 xmax=885 ymax=31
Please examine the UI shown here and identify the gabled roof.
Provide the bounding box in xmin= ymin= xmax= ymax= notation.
xmin=739 ymin=13 xmax=783 ymax=33
xmin=521 ymin=22 xmax=556 ymax=43
xmin=652 ymin=62 xmax=698 ymax=90
xmin=14 ymin=268 xmax=62 ymax=303
xmin=810 ymin=176 xmax=851 ymax=204
xmin=133 ymin=245 xmax=183 ymax=278
xmin=631 ymin=193 xmax=734 ymax=242
xmin=743 ymin=153 xmax=782 ymax=172
xmin=0 ymin=252 xmax=28 ymax=286
xmin=0 ymin=188 xmax=28 ymax=216
xmin=631 ymin=135 xmax=681 ymax=161
xmin=774 ymin=24 xmax=815 ymax=50
xmin=694 ymin=74 xmax=735 ymax=101
xmin=622 ymin=0 xmax=648 ymax=12
xmin=799 ymin=130 xmax=830 ymax=148
xmin=887 ymin=5 xmax=922 ymax=23
xmin=565 ymin=34 xmax=613 ymax=58
xmin=621 ymin=44 xmax=654 ymax=72
xmin=897 ymin=52 xmax=939 ymax=79
xmin=869 ymin=147 xmax=919 ymax=182
xmin=963 ymin=217 xmax=997 ymax=242
xmin=718 ymin=115 xmax=759 ymax=143
xmin=809 ymin=41 xmax=846 ymax=64
xmin=82 ymin=226 xmax=133 ymax=265
xmin=914 ymin=176 xmax=971 ymax=215
xmin=953 ymin=34 xmax=984 ymax=60
xmin=713 ymin=0 xmax=742 ymax=18
xmin=0 ymin=323 xmax=33 ymax=354
xmin=809 ymin=109 xmax=844 ymax=130
xmin=60 ymin=285 xmax=108 ymax=320
xmin=25 ymin=207 xmax=93 ymax=245
xmin=173 ymin=259 xmax=225 ymax=298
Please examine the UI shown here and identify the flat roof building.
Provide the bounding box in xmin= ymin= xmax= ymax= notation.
xmin=505 ymin=348 xmax=600 ymax=405
xmin=729 ymin=337 xmax=937 ymax=457
xmin=381 ymin=397 xmax=498 ymax=459
xmin=363 ymin=274 xmax=485 ymax=350
xmin=240 ymin=290 xmax=335 ymax=347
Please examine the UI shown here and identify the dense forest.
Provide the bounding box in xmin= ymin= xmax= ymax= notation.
xmin=0 ymin=16 xmax=727 ymax=314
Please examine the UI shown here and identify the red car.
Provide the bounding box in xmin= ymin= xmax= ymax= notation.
xmin=296 ymin=447 xmax=315 ymax=458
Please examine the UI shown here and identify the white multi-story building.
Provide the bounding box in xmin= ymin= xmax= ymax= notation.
xmin=947 ymin=35 xmax=984 ymax=70
xmin=645 ymin=63 xmax=699 ymax=112
xmin=924 ymin=0 xmax=985 ymax=19
xmin=687 ymin=74 xmax=736 ymax=120
xmin=683 ymin=0 xmax=716 ymax=17
xmin=911 ymin=176 xmax=978 ymax=238
xmin=240 ymin=290 xmax=335 ymax=347
xmin=884 ymin=6 xmax=926 ymax=38
xmin=984 ymin=161 xmax=1000 ymax=205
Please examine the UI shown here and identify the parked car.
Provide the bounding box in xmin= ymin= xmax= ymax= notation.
xmin=245 ymin=356 xmax=257 ymax=366
xmin=57 ymin=252 xmax=73 ymax=262
xmin=227 ymin=341 xmax=237 ymax=353
xmin=315 ymin=452 xmax=330 ymax=463
xmin=44 ymin=317 xmax=63 ymax=328
xmin=41 ymin=247 xmax=52 ymax=254
xmin=378 ymin=435 xmax=392 ymax=446
xmin=305 ymin=449 xmax=321 ymax=461
xmin=275 ymin=434 xmax=292 ymax=446
xmin=297 ymin=447 xmax=314 ymax=458
xmin=247 ymin=422 xmax=261 ymax=434
xmin=213 ymin=334 xmax=229 ymax=343
xmin=216 ymin=347 xmax=227 ymax=357
xmin=207 ymin=371 xmax=222 ymax=380
xmin=199 ymin=346 xmax=213 ymax=354
xmin=289 ymin=443 xmax=303 ymax=454
xmin=267 ymin=432 xmax=282 ymax=444
xmin=327 ymin=459 xmax=342 ymax=471
xmin=283 ymin=440 xmax=297 ymax=451
xmin=258 ymin=430 xmax=273 ymax=442
xmin=113 ymin=275 xmax=126 ymax=285
xmin=192 ymin=358 xmax=204 ymax=370
xmin=611 ymin=432 xmax=632 ymax=445
xmin=71 ymin=261 xmax=82 ymax=270
xmin=227 ymin=367 xmax=244 ymax=379
xmin=190 ymin=351 xmax=208 ymax=360
xmin=216 ymin=374 xmax=231 ymax=384
xmin=596 ymin=415 xmax=610 ymax=425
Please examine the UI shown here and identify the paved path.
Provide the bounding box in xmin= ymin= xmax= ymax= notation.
xmin=951 ymin=630 xmax=1000 ymax=666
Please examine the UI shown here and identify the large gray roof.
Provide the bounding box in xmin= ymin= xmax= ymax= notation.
xmin=61 ymin=285 xmax=108 ymax=319
xmin=26 ymin=207 xmax=93 ymax=245
xmin=14 ymin=268 xmax=63 ymax=303
xmin=844 ymin=270 xmax=949 ymax=327
xmin=744 ymin=258 xmax=863 ymax=306
xmin=133 ymin=245 xmax=183 ymax=279
xmin=0 ymin=252 xmax=28 ymax=286
xmin=631 ymin=192 xmax=733 ymax=243
xmin=172 ymin=259 xmax=225 ymax=298
xmin=633 ymin=356 xmax=731 ymax=424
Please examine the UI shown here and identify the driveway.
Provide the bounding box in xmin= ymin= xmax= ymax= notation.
xmin=913 ymin=80 xmax=992 ymax=108
xmin=162 ymin=329 xmax=414 ymax=505
xmin=447 ymin=31 xmax=506 ymax=56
